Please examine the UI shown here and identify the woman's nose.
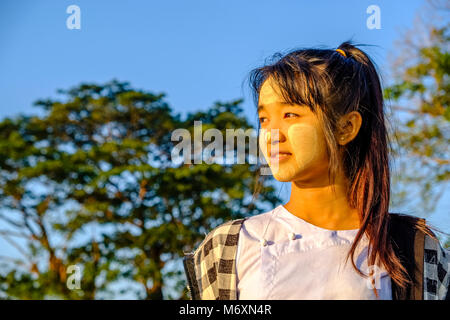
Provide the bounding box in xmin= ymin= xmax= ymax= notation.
xmin=265 ymin=128 xmax=285 ymax=144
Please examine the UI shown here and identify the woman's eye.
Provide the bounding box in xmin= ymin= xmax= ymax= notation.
xmin=259 ymin=113 xmax=298 ymax=123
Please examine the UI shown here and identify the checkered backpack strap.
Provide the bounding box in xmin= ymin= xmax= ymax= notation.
xmin=423 ymin=233 xmax=450 ymax=300
xmin=183 ymin=218 xmax=246 ymax=300
xmin=389 ymin=213 xmax=450 ymax=300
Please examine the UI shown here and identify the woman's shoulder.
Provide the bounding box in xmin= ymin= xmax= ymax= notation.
xmin=388 ymin=212 xmax=425 ymax=226
xmin=388 ymin=212 xmax=444 ymax=245
xmin=208 ymin=218 xmax=246 ymax=240
xmin=192 ymin=217 xmax=246 ymax=255
xmin=239 ymin=206 xmax=280 ymax=232
xmin=193 ymin=207 xmax=278 ymax=254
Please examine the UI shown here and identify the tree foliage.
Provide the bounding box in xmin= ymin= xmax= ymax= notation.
xmin=385 ymin=2 xmax=449 ymax=215
xmin=0 ymin=80 xmax=279 ymax=299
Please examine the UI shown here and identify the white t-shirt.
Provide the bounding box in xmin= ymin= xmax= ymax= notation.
xmin=236 ymin=205 xmax=392 ymax=300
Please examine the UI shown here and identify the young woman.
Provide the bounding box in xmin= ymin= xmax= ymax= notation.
xmin=183 ymin=41 xmax=449 ymax=300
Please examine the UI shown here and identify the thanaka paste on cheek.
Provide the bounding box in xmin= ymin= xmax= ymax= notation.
xmin=258 ymin=128 xmax=298 ymax=181
xmin=258 ymin=123 xmax=324 ymax=182
xmin=287 ymin=123 xmax=320 ymax=170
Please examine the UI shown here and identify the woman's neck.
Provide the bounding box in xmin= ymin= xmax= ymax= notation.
xmin=284 ymin=173 xmax=360 ymax=231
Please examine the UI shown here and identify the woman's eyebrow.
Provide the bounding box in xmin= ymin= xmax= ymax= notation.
xmin=257 ymin=102 xmax=293 ymax=113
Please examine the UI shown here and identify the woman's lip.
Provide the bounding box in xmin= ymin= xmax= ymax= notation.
xmin=270 ymin=152 xmax=292 ymax=157
xmin=270 ymin=153 xmax=292 ymax=161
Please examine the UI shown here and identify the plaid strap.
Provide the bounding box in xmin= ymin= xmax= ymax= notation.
xmin=183 ymin=218 xmax=246 ymax=300
xmin=423 ymin=234 xmax=450 ymax=300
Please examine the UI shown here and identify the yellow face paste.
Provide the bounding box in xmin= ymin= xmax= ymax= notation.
xmin=259 ymin=123 xmax=323 ymax=182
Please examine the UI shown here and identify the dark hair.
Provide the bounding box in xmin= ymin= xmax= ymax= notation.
xmin=247 ymin=41 xmax=437 ymax=297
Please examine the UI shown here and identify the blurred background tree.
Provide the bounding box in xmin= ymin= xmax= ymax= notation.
xmin=0 ymin=80 xmax=279 ymax=299
xmin=385 ymin=0 xmax=449 ymax=239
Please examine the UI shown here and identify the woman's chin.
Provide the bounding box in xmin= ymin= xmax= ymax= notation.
xmin=270 ymin=167 xmax=299 ymax=182
xmin=273 ymin=175 xmax=294 ymax=182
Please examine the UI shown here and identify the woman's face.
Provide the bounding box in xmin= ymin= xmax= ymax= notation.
xmin=258 ymin=77 xmax=330 ymax=183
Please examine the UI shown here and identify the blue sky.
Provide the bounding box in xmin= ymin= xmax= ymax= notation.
xmin=0 ymin=0 xmax=448 ymax=297
xmin=0 ymin=0 xmax=428 ymax=122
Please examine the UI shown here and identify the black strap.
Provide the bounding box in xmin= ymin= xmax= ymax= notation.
xmin=389 ymin=213 xmax=425 ymax=300
xmin=183 ymin=253 xmax=201 ymax=300
xmin=413 ymin=225 xmax=425 ymax=300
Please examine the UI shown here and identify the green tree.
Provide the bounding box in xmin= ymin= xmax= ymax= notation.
xmin=0 ymin=80 xmax=279 ymax=299
xmin=385 ymin=1 xmax=449 ymax=217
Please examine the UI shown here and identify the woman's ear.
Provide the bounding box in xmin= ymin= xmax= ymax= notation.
xmin=337 ymin=111 xmax=362 ymax=145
